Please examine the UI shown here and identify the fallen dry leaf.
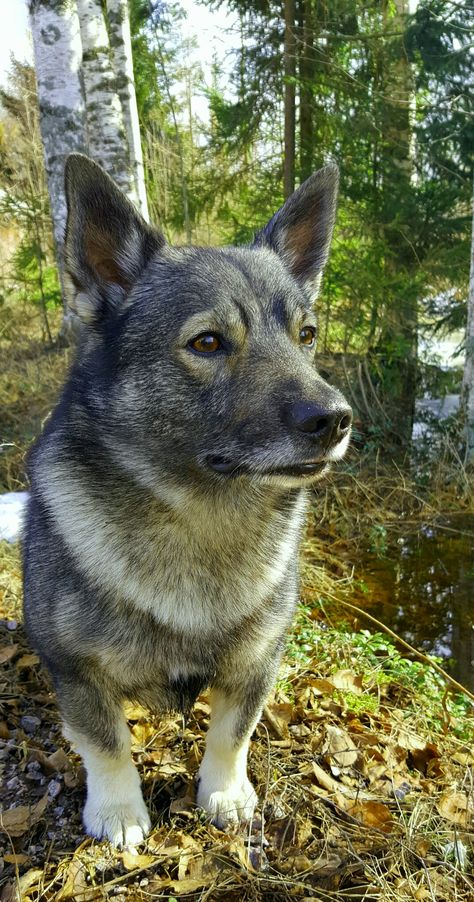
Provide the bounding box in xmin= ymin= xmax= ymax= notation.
xmin=0 ymin=794 xmax=48 ymax=838
xmin=47 ymin=747 xmax=71 ymax=772
xmin=305 ymin=677 xmax=336 ymax=695
xmin=226 ymin=837 xmax=256 ymax=872
xmin=15 ymin=653 xmax=40 ymax=669
xmin=323 ymin=725 xmax=358 ymax=773
xmin=264 ymin=702 xmax=293 ymax=739
xmin=17 ymin=868 xmax=43 ymax=897
xmin=131 ymin=721 xmax=158 ymax=747
xmin=63 ymin=766 xmax=86 ymax=789
xmin=164 ymin=876 xmax=217 ymax=893
xmin=0 ymin=644 xmax=18 ymax=665
xmin=396 ymin=726 xmax=426 ymax=751
xmin=347 ymin=800 xmax=393 ymax=833
xmin=121 ymin=849 xmax=157 ymax=871
xmin=331 ymin=670 xmax=363 ymax=693
xmin=437 ymin=790 xmax=473 ymax=826
xmin=169 ymin=785 xmax=196 ymax=817
xmin=3 ymin=853 xmax=31 ymax=866
xmin=55 ymin=858 xmax=89 ymax=901
xmin=123 ymin=702 xmax=150 ymax=721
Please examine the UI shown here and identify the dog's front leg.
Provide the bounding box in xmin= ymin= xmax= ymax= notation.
xmin=58 ymin=677 xmax=150 ymax=847
xmin=197 ymin=685 xmax=264 ymax=828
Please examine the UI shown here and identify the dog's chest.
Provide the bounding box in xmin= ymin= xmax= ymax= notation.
xmin=118 ymin=494 xmax=306 ymax=631
xmin=42 ymin=466 xmax=306 ymax=633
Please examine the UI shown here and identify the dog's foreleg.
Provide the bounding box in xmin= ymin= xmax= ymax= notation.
xmin=196 ymin=686 xmax=264 ymax=828
xmin=59 ymin=679 xmax=150 ymax=846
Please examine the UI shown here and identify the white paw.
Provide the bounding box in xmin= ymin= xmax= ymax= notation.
xmin=84 ymin=794 xmax=151 ymax=847
xmin=197 ymin=776 xmax=258 ymax=828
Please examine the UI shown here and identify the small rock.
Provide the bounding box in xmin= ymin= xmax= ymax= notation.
xmin=27 ymin=760 xmax=42 ymax=773
xmin=20 ymin=715 xmax=41 ymax=733
xmin=48 ymin=779 xmax=62 ymax=799
xmin=7 ymin=620 xmax=18 ymax=631
xmin=6 ymin=776 xmax=21 ymax=791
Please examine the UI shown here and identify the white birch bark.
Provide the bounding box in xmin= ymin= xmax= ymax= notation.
xmin=76 ymin=0 xmax=137 ymax=203
xmin=28 ymin=0 xmax=87 ymax=310
xmin=462 ymin=178 xmax=474 ymax=466
xmin=106 ymin=0 xmax=149 ymax=220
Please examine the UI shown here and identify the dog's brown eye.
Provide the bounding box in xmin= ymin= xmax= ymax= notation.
xmin=299 ymin=326 xmax=316 ymax=347
xmin=189 ymin=333 xmax=222 ymax=354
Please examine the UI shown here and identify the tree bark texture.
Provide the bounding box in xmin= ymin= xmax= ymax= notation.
xmin=298 ymin=0 xmax=315 ymax=182
xmin=106 ymin=0 xmax=149 ymax=220
xmin=462 ymin=178 xmax=474 ymax=466
xmin=28 ymin=0 xmax=87 ymax=311
xmin=377 ymin=0 xmax=417 ymax=447
xmin=76 ymin=0 xmax=137 ymax=203
xmin=283 ymin=0 xmax=296 ymax=198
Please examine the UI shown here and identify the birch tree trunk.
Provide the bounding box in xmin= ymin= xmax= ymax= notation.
xmin=283 ymin=0 xmax=296 ymax=199
xmin=76 ymin=0 xmax=137 ymax=203
xmin=298 ymin=0 xmax=315 ymax=182
xmin=106 ymin=0 xmax=149 ymax=220
xmin=28 ymin=0 xmax=87 ymax=313
xmin=462 ymin=179 xmax=474 ymax=466
xmin=377 ymin=0 xmax=417 ymax=446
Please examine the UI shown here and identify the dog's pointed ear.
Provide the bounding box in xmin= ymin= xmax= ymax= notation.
xmin=254 ymin=164 xmax=339 ymax=298
xmin=64 ymin=154 xmax=164 ymax=325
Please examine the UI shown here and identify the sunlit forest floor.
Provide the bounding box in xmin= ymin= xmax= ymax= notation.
xmin=1 ymin=302 xmax=473 ymax=901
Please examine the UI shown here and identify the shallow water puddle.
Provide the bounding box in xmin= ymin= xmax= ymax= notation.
xmin=357 ymin=514 xmax=474 ymax=692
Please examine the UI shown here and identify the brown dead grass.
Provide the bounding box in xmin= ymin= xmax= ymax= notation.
xmin=0 ymin=302 xmax=69 ymax=492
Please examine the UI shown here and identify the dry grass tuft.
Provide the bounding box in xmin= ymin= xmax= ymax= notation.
xmin=0 ymin=303 xmax=69 ymax=492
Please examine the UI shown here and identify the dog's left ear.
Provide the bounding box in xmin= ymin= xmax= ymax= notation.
xmin=254 ymin=164 xmax=339 ymax=298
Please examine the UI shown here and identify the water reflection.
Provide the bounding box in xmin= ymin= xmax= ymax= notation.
xmin=357 ymin=514 xmax=474 ymax=692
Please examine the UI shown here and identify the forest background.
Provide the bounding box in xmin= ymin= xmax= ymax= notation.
xmin=0 ymin=0 xmax=473 ymax=460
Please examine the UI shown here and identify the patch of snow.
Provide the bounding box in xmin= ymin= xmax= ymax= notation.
xmin=0 ymin=491 xmax=29 ymax=543
xmin=412 ymin=394 xmax=460 ymax=440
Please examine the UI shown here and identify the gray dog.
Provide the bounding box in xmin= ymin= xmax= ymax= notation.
xmin=23 ymin=155 xmax=352 ymax=846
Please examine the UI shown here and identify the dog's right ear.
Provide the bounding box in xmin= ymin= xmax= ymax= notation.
xmin=64 ymin=154 xmax=164 ymax=326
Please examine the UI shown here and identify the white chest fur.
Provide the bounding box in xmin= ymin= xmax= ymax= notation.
xmin=39 ymin=456 xmax=307 ymax=634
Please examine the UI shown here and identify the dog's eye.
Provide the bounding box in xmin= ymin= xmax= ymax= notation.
xmin=189 ymin=333 xmax=222 ymax=354
xmin=299 ymin=326 xmax=316 ymax=348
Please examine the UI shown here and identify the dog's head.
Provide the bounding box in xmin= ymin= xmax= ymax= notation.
xmin=64 ymin=155 xmax=351 ymax=491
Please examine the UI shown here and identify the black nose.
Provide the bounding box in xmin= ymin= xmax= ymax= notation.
xmin=285 ymin=401 xmax=352 ymax=447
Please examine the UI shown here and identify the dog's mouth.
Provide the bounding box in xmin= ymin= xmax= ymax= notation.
xmin=206 ymin=455 xmax=328 ymax=479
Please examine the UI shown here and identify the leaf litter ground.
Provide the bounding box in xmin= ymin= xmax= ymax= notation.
xmin=1 ymin=540 xmax=473 ymax=901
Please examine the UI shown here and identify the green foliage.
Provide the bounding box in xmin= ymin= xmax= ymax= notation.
xmin=288 ymin=609 xmax=473 ymax=739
